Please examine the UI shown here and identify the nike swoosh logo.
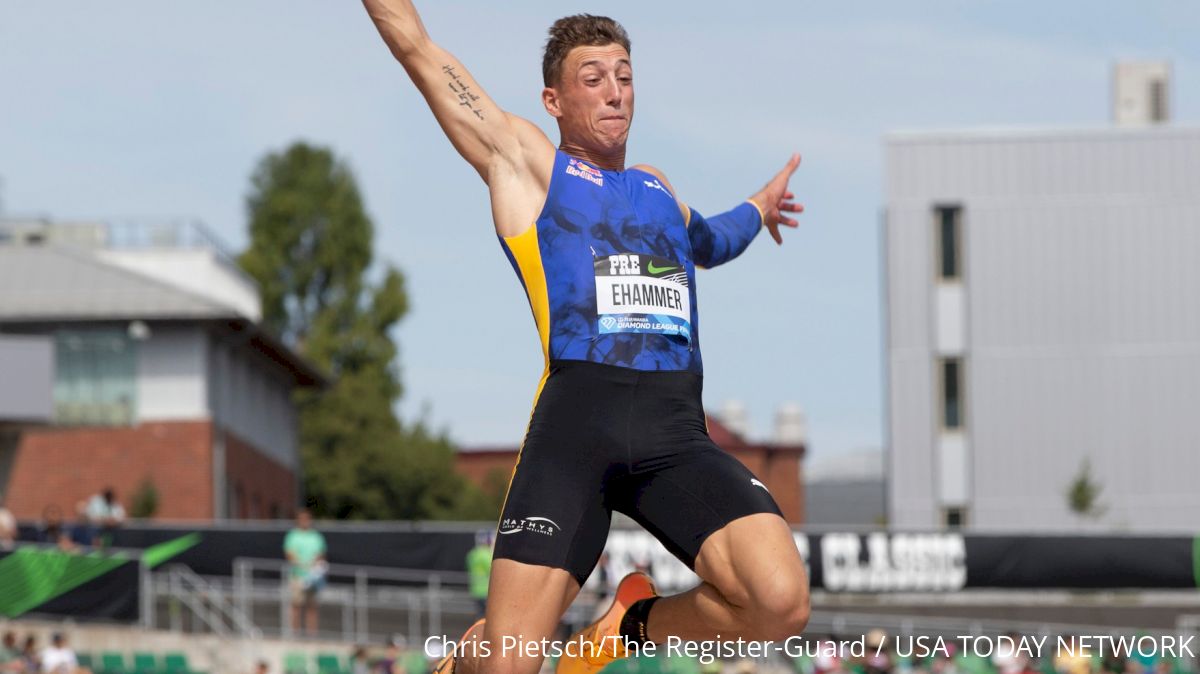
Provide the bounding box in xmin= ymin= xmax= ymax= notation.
xmin=647 ymin=263 xmax=678 ymax=275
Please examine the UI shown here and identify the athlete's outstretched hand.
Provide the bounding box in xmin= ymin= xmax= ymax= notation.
xmin=749 ymin=153 xmax=804 ymax=245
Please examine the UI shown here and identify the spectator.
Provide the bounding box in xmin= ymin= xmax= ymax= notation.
xmin=37 ymin=507 xmax=75 ymax=553
xmin=0 ymin=632 xmax=26 ymax=673
xmin=85 ymin=488 xmax=125 ymax=549
xmin=0 ymin=493 xmax=16 ymax=551
xmin=19 ymin=636 xmax=38 ymax=674
xmin=68 ymin=502 xmax=95 ymax=550
xmin=466 ymin=530 xmax=493 ymax=619
xmin=350 ymin=646 xmax=370 ymax=674
xmin=863 ymin=629 xmax=893 ymax=674
xmin=39 ymin=633 xmax=90 ymax=674
xmin=284 ymin=508 xmax=326 ymax=637
xmin=1054 ymin=636 xmax=1093 ymax=674
xmin=376 ymin=639 xmax=400 ymax=674
xmin=994 ymin=633 xmax=1030 ymax=674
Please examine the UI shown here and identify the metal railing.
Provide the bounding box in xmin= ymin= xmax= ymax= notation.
xmin=154 ymin=564 xmax=261 ymax=639
xmin=230 ymin=556 xmax=478 ymax=644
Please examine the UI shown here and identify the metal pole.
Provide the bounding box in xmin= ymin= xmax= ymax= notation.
xmin=281 ymin=567 xmax=291 ymax=639
xmin=408 ymin=593 xmax=419 ymax=648
xmin=356 ymin=569 xmax=368 ymax=644
xmin=235 ymin=560 xmax=250 ymax=629
xmin=428 ymin=575 xmax=442 ymax=640
xmin=170 ymin=571 xmax=182 ymax=633
xmin=140 ymin=558 xmax=153 ymax=629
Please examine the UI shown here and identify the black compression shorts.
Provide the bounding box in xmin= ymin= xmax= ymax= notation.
xmin=493 ymin=359 xmax=783 ymax=585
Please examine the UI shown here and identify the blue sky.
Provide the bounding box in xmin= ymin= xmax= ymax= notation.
xmin=2 ymin=2 xmax=1196 ymax=457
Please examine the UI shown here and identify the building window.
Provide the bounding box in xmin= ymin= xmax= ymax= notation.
xmin=1149 ymin=79 xmax=1166 ymax=122
xmin=935 ymin=205 xmax=962 ymax=281
xmin=940 ymin=357 xmax=964 ymax=430
xmin=54 ymin=330 xmax=137 ymax=426
xmin=944 ymin=507 xmax=967 ymax=529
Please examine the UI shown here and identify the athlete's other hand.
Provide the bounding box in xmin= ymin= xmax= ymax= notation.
xmin=749 ymin=153 xmax=804 ymax=245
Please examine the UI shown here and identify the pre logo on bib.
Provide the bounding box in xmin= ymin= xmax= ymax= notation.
xmin=594 ymin=253 xmax=691 ymax=342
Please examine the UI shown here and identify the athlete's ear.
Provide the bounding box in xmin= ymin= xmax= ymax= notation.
xmin=542 ymin=86 xmax=563 ymax=118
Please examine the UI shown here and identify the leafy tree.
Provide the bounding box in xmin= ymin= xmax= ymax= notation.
xmin=130 ymin=477 xmax=159 ymax=519
xmin=1066 ymin=457 xmax=1106 ymax=520
xmin=240 ymin=142 xmax=494 ymax=520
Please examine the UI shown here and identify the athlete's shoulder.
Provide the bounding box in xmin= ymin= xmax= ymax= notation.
xmin=629 ymin=163 xmax=671 ymax=187
xmin=629 ymin=163 xmax=689 ymax=220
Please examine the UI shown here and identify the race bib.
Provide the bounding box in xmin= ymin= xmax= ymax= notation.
xmin=594 ymin=253 xmax=691 ymax=342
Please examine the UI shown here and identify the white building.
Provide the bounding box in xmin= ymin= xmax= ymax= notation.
xmin=0 ymin=219 xmax=322 ymax=521
xmin=883 ymin=66 xmax=1200 ymax=532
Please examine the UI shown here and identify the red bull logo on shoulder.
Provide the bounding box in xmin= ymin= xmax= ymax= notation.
xmin=566 ymin=157 xmax=604 ymax=187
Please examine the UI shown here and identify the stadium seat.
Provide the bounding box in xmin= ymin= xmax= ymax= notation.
xmin=283 ymin=652 xmax=310 ymax=674
xmin=77 ymin=653 xmax=96 ymax=671
xmin=133 ymin=652 xmax=160 ymax=674
xmin=315 ymin=653 xmax=347 ymax=674
xmin=100 ymin=652 xmax=130 ymax=674
xmin=164 ymin=652 xmax=203 ymax=674
xmin=664 ymin=655 xmax=700 ymax=674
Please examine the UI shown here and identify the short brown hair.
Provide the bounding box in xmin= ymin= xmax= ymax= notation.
xmin=542 ymin=14 xmax=631 ymax=87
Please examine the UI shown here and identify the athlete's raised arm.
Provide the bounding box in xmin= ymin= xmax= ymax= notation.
xmin=362 ymin=0 xmax=553 ymax=185
xmin=636 ymin=155 xmax=804 ymax=268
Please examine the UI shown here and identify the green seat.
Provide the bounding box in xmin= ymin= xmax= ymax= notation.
xmin=664 ymin=656 xmax=700 ymax=674
xmin=283 ymin=652 xmax=310 ymax=674
xmin=164 ymin=652 xmax=204 ymax=674
xmin=77 ymin=653 xmax=96 ymax=670
xmin=133 ymin=652 xmax=160 ymax=674
xmin=315 ymin=653 xmax=346 ymax=674
xmin=101 ymin=652 xmax=130 ymax=674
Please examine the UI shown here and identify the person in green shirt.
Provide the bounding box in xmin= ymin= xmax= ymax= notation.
xmin=466 ymin=530 xmax=494 ymax=619
xmin=284 ymin=507 xmax=327 ymax=637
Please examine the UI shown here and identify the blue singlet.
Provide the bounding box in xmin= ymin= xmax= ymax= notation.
xmin=499 ymin=150 xmax=703 ymax=374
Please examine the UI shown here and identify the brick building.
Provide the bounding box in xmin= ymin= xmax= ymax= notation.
xmin=0 ymin=220 xmax=322 ymax=522
xmin=456 ymin=414 xmax=807 ymax=524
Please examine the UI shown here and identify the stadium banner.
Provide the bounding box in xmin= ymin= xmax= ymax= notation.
xmin=44 ymin=524 xmax=1196 ymax=593
xmin=0 ymin=548 xmax=140 ymax=621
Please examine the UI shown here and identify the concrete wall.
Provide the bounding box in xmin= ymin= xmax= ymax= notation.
xmin=0 ymin=334 xmax=53 ymax=423
xmin=137 ymin=326 xmax=208 ymax=421
xmin=885 ymin=126 xmax=1200 ymax=532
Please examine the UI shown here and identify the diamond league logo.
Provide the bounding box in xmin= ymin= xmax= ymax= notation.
xmin=498 ymin=516 xmax=561 ymax=536
xmin=600 ymin=316 xmax=617 ymax=331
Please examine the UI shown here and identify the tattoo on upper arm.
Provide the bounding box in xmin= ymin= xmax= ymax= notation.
xmin=442 ymin=65 xmax=485 ymax=121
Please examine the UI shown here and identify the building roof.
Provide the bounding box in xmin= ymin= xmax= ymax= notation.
xmin=0 ymin=245 xmax=326 ymax=387
xmin=0 ymin=245 xmax=236 ymax=321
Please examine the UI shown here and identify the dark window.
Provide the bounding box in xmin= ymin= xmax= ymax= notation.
xmin=941 ymin=358 xmax=963 ymax=430
xmin=944 ymin=507 xmax=967 ymax=529
xmin=1149 ymin=79 xmax=1166 ymax=122
xmin=936 ymin=205 xmax=962 ymax=280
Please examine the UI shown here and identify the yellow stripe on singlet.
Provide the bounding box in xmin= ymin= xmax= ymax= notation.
xmin=495 ymin=223 xmax=552 ymax=526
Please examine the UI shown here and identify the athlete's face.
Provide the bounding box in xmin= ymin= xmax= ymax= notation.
xmin=544 ymin=44 xmax=634 ymax=153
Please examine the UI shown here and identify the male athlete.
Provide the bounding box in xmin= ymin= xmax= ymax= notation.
xmin=362 ymin=3 xmax=810 ymax=674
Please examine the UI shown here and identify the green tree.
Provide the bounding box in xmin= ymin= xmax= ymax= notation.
xmin=130 ymin=477 xmax=159 ymax=519
xmin=1066 ymin=457 xmax=1106 ymax=520
xmin=240 ymin=142 xmax=493 ymax=520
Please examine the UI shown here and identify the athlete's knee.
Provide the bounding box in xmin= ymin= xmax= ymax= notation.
xmin=742 ymin=574 xmax=810 ymax=640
